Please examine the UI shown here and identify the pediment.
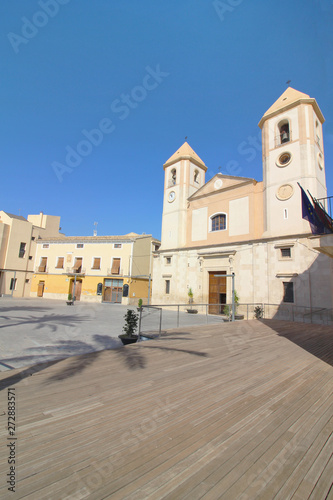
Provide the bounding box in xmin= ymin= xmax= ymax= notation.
xmin=189 ymin=174 xmax=256 ymax=200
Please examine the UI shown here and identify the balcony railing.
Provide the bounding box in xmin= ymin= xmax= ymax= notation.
xmin=35 ymin=266 xmax=48 ymax=273
xmin=107 ymin=268 xmax=123 ymax=276
xmin=317 ymin=195 xmax=333 ymax=219
xmin=65 ymin=266 xmax=86 ymax=274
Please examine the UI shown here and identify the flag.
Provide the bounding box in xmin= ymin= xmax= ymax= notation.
xmin=309 ymin=194 xmax=333 ymax=234
xmin=298 ymin=184 xmax=325 ymax=235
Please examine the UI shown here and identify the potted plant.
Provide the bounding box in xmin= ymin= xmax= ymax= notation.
xmin=254 ymin=305 xmax=264 ymax=319
xmin=137 ymin=298 xmax=143 ymax=312
xmin=66 ymin=293 xmax=74 ymax=305
xmin=118 ymin=309 xmax=139 ymax=345
xmin=186 ymin=287 xmax=198 ymax=313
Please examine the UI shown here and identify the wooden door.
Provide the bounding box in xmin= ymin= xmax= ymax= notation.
xmin=75 ymin=281 xmax=82 ymax=301
xmin=37 ymin=281 xmax=45 ymax=297
xmin=70 ymin=280 xmax=82 ymax=301
xmin=208 ymin=271 xmax=226 ymax=314
xmin=104 ymin=287 xmax=112 ymax=302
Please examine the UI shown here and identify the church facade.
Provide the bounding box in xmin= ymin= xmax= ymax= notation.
xmin=151 ymin=88 xmax=333 ymax=315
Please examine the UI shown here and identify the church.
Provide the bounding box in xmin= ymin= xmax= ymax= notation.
xmin=151 ymin=88 xmax=333 ymax=316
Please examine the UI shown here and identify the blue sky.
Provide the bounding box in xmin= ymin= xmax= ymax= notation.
xmin=1 ymin=0 xmax=333 ymax=239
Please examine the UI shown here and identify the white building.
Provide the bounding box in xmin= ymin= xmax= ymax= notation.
xmin=152 ymin=88 xmax=333 ymax=317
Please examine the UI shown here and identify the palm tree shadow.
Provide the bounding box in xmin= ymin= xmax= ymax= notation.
xmin=0 ymin=334 xmax=121 ymax=388
xmin=113 ymin=340 xmax=209 ymax=371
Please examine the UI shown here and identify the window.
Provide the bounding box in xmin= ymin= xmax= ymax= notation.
xmin=210 ymin=213 xmax=227 ymax=232
xmin=55 ymin=257 xmax=64 ymax=269
xmin=29 ymin=256 xmax=33 ymax=260
xmin=315 ymin=120 xmax=321 ymax=147
xmin=92 ymin=257 xmax=101 ymax=270
xmin=165 ymin=280 xmax=170 ymax=294
xmin=281 ymin=247 xmax=291 ymax=258
xmin=38 ymin=257 xmax=47 ymax=272
xmin=278 ymin=120 xmax=290 ymax=144
xmin=10 ymin=278 xmax=17 ymax=291
xmin=73 ymin=258 xmax=83 ymax=273
xmin=18 ymin=242 xmax=26 ymax=258
xmin=42 ymin=244 xmax=49 ymax=249
xmin=31 ymin=236 xmax=35 ymax=241
xmin=276 ymin=152 xmax=292 ymax=167
xmin=76 ymin=243 xmax=84 ymax=249
xmin=169 ymin=168 xmax=176 ymax=186
xmin=284 ymin=209 xmax=288 ymax=220
xmin=111 ymin=258 xmax=121 ymax=275
xmin=283 ymin=282 xmax=294 ymax=303
xmin=25 ymin=279 xmax=30 ymax=283
xmin=114 ymin=244 xmax=122 ymax=249
xmin=166 ymin=257 xmax=172 ymax=265
xmin=194 ymin=170 xmax=199 ymax=183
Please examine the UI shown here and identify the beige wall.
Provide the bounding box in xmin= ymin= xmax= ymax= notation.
xmin=33 ymin=240 xmax=133 ymax=276
xmin=186 ymin=181 xmax=264 ymax=247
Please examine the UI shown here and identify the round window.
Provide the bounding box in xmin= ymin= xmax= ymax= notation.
xmin=276 ymin=152 xmax=292 ymax=167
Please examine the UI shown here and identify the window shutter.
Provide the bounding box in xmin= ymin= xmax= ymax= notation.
xmin=56 ymin=257 xmax=64 ymax=268
xmin=92 ymin=258 xmax=101 ymax=269
xmin=111 ymin=258 xmax=120 ymax=274
xmin=38 ymin=257 xmax=47 ymax=272
xmin=73 ymin=258 xmax=82 ymax=271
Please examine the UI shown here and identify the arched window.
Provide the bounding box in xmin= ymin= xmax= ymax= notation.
xmin=194 ymin=169 xmax=199 ymax=183
xmin=170 ymin=168 xmax=176 ymax=186
xmin=278 ymin=120 xmax=290 ymax=144
xmin=210 ymin=213 xmax=227 ymax=232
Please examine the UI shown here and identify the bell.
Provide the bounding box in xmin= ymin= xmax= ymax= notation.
xmin=281 ymin=131 xmax=289 ymax=143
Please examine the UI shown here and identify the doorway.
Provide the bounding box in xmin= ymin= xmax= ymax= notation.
xmin=208 ymin=271 xmax=227 ymax=314
xmin=70 ymin=279 xmax=82 ymax=301
xmin=37 ymin=281 xmax=45 ymax=297
xmin=103 ymin=279 xmax=123 ymax=303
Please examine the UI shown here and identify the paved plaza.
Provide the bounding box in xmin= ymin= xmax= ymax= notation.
xmin=0 ymin=298 xmax=224 ymax=370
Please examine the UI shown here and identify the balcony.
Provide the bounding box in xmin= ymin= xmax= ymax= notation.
xmin=35 ymin=266 xmax=48 ymax=273
xmin=107 ymin=268 xmax=123 ymax=276
xmin=66 ymin=266 xmax=86 ymax=275
xmin=317 ymin=195 xmax=333 ymax=219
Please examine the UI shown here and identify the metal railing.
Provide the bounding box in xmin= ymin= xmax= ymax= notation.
xmin=137 ymin=302 xmax=333 ymax=336
xmin=317 ymin=195 xmax=333 ymax=219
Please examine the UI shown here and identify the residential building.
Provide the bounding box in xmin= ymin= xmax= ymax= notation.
xmin=30 ymin=233 xmax=160 ymax=304
xmin=152 ymin=88 xmax=333 ymax=313
xmin=0 ymin=212 xmax=61 ymax=297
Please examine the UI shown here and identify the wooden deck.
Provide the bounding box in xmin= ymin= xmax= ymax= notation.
xmin=0 ymin=319 xmax=332 ymax=499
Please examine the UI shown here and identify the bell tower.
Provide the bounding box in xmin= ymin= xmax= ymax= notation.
xmin=161 ymin=142 xmax=207 ymax=250
xmin=259 ymin=87 xmax=327 ymax=237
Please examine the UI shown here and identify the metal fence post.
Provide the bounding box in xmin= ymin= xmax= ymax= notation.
xmin=159 ymin=308 xmax=162 ymax=337
xmin=138 ymin=307 xmax=142 ymax=341
xmin=177 ymin=305 xmax=180 ymax=328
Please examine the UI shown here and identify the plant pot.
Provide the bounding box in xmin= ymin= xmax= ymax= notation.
xmin=186 ymin=308 xmax=198 ymax=314
xmin=118 ymin=335 xmax=138 ymax=345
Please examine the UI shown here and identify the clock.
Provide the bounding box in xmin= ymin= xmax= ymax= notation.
xmin=276 ymin=184 xmax=294 ymax=200
xmin=168 ymin=191 xmax=176 ymax=203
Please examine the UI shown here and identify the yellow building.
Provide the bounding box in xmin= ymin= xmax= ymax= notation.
xmin=0 ymin=211 xmax=61 ymax=297
xmin=31 ymin=233 xmax=160 ymax=304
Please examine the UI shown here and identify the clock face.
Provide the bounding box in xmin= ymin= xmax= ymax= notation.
xmin=276 ymin=184 xmax=294 ymax=200
xmin=168 ymin=191 xmax=176 ymax=202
